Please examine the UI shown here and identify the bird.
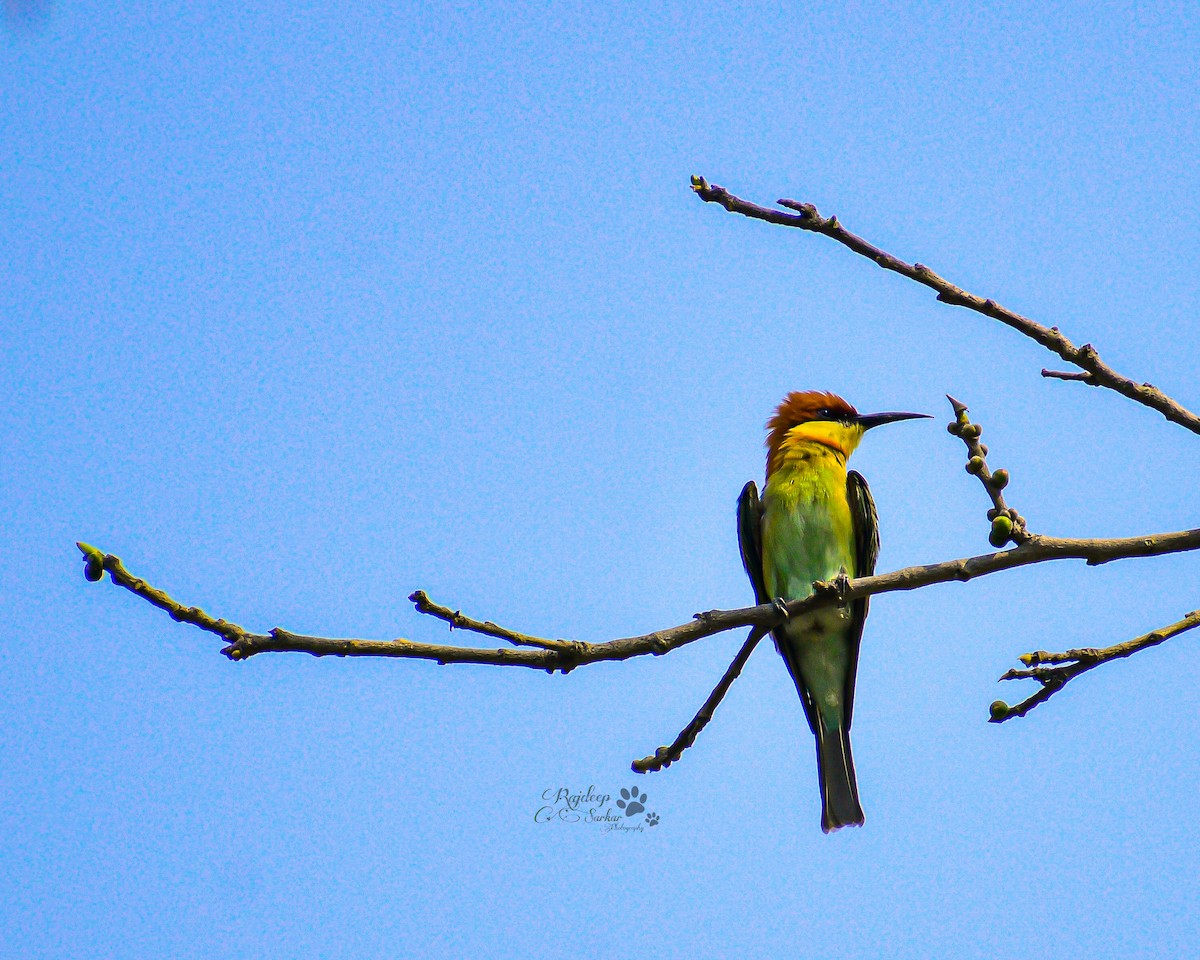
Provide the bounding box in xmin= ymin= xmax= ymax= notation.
xmin=737 ymin=391 xmax=929 ymax=833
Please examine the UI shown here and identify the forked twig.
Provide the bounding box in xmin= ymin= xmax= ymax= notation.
xmin=990 ymin=609 xmax=1200 ymax=721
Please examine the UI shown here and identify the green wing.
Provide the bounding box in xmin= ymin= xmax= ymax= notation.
xmin=844 ymin=470 xmax=879 ymax=729
xmin=737 ymin=481 xmax=769 ymax=605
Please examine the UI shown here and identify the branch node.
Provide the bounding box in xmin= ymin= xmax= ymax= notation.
xmin=777 ymin=198 xmax=818 ymax=220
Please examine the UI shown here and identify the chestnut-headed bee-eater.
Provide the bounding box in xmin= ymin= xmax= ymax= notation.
xmin=738 ymin=391 xmax=929 ymax=832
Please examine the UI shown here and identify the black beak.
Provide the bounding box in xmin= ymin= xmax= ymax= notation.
xmin=856 ymin=411 xmax=933 ymax=430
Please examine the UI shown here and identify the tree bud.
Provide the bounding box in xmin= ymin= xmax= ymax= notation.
xmin=989 ymin=515 xmax=1013 ymax=546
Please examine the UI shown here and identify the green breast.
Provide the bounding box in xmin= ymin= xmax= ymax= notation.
xmin=761 ymin=449 xmax=856 ymax=602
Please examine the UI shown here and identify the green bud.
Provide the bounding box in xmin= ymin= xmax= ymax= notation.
xmin=979 ymin=444 xmax=989 ymax=456
xmin=986 ymin=508 xmax=1000 ymax=521
xmin=947 ymin=421 xmax=962 ymax=436
xmin=990 ymin=469 xmax=1010 ymax=489
xmin=961 ymin=423 xmax=982 ymax=440
xmin=989 ymin=700 xmax=1009 ymax=720
xmin=84 ymin=557 xmax=104 ymax=582
xmin=989 ymin=515 xmax=1013 ymax=546
xmin=966 ymin=456 xmax=985 ymax=475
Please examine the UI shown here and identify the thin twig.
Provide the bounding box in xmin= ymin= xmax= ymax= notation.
xmin=990 ymin=609 xmax=1200 ymax=722
xmin=690 ymin=176 xmax=1200 ymax=435
xmin=77 ymin=542 xmax=246 ymax=645
xmin=409 ymin=589 xmax=578 ymax=652
xmin=632 ymin=627 xmax=767 ymax=774
xmin=1041 ymin=369 xmax=1096 ymax=384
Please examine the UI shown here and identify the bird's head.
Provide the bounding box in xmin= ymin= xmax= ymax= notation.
xmin=766 ymin=390 xmax=930 ymax=474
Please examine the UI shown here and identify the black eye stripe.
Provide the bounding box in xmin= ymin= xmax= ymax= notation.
xmin=796 ymin=408 xmax=853 ymax=426
xmin=814 ymin=408 xmax=856 ymax=425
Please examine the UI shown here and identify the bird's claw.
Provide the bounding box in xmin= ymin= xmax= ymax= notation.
xmin=771 ymin=598 xmax=790 ymax=621
xmin=814 ymin=572 xmax=853 ymax=600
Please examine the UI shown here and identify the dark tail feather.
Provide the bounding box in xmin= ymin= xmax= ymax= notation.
xmin=815 ymin=717 xmax=864 ymax=833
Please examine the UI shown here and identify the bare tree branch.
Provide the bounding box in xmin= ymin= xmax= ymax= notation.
xmin=989 ymin=609 xmax=1200 ymax=721
xmin=77 ymin=514 xmax=1200 ymax=666
xmin=632 ymin=627 xmax=767 ymax=774
xmin=690 ymin=176 xmax=1200 ymax=436
xmin=77 ymin=542 xmax=774 ymax=671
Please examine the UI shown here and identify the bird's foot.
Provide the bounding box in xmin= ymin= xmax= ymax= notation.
xmin=771 ymin=598 xmax=790 ymax=622
xmin=814 ymin=572 xmax=852 ymax=601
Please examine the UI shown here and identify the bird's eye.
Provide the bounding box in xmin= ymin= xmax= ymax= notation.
xmin=818 ymin=408 xmax=834 ymax=419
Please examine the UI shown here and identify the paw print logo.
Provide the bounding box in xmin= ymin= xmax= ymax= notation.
xmin=645 ymin=812 xmax=660 ymax=827
xmin=617 ymin=786 xmax=647 ymax=817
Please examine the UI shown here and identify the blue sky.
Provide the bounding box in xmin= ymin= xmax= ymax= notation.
xmin=3 ymin=2 xmax=1200 ymax=957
